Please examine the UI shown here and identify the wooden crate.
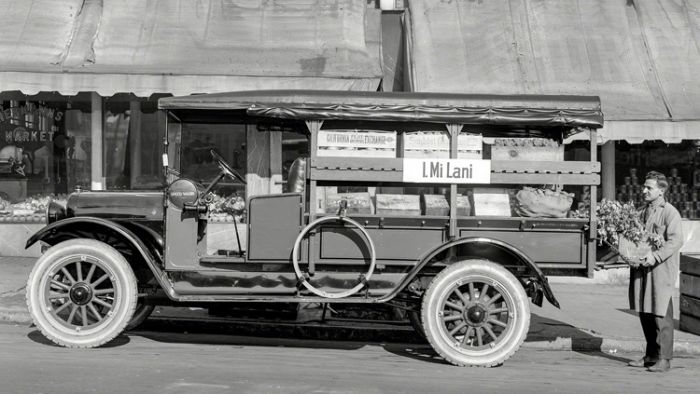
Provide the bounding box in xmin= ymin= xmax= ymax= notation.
xmin=680 ymin=253 xmax=700 ymax=335
xmin=375 ymin=194 xmax=420 ymax=216
xmin=317 ymin=130 xmax=396 ymax=158
xmin=325 ymin=192 xmax=374 ymax=214
xmin=491 ymin=138 xmax=563 ymax=161
xmin=422 ymin=194 xmax=449 ymax=216
xmin=403 ymin=131 xmax=482 ymax=159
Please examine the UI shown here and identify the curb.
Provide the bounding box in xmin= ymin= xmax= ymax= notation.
xmin=5 ymin=308 xmax=700 ymax=355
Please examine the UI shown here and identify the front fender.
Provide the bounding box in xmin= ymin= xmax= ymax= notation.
xmin=26 ymin=217 xmax=176 ymax=300
xmin=382 ymin=237 xmax=560 ymax=308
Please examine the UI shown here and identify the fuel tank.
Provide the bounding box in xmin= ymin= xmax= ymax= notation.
xmin=66 ymin=190 xmax=164 ymax=221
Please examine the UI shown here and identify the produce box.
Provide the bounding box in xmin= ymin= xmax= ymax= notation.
xmin=472 ymin=188 xmax=513 ymax=216
xmin=325 ymin=192 xmax=374 ymax=214
xmin=491 ymin=138 xmax=563 ymax=161
xmin=457 ymin=195 xmax=472 ymax=216
xmin=403 ymin=131 xmax=482 ymax=159
xmin=375 ymin=194 xmax=420 ymax=216
xmin=422 ymin=194 xmax=449 ymax=216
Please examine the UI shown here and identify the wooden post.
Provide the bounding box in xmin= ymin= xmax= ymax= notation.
xmin=601 ymin=141 xmax=615 ymax=201
xmin=129 ymin=100 xmax=142 ymax=189
xmin=446 ymin=124 xmax=463 ymax=240
xmin=305 ymin=120 xmax=323 ymax=276
xmin=588 ymin=129 xmax=598 ymax=278
xmin=90 ymin=92 xmax=103 ymax=190
xmin=269 ymin=131 xmax=282 ymax=194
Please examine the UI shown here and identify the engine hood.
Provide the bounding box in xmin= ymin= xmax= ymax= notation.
xmin=67 ymin=191 xmax=164 ymax=221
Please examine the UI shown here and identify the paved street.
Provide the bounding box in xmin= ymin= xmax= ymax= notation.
xmin=0 ymin=322 xmax=698 ymax=394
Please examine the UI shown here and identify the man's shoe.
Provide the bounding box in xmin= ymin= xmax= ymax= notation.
xmin=647 ymin=359 xmax=671 ymax=372
xmin=627 ymin=356 xmax=658 ymax=368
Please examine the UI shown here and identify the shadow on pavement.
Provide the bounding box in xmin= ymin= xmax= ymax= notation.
xmin=28 ymin=329 xmax=131 ymax=348
xmin=528 ymin=313 xmax=632 ymax=364
xmin=617 ymin=308 xmax=681 ymax=330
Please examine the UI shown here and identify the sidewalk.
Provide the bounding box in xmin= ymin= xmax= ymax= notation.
xmin=3 ymin=256 xmax=700 ymax=354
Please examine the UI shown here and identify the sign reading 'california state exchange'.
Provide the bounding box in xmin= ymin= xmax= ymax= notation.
xmin=403 ymin=159 xmax=491 ymax=184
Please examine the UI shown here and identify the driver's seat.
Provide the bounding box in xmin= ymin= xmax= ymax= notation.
xmin=286 ymin=157 xmax=307 ymax=193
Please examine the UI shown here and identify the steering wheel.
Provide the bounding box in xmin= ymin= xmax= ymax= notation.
xmin=210 ymin=149 xmax=246 ymax=185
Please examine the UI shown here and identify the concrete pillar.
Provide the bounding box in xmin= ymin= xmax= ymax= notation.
xmin=90 ymin=92 xmax=103 ymax=190
xmin=129 ymin=100 xmax=142 ymax=188
xmin=601 ymin=141 xmax=615 ymax=200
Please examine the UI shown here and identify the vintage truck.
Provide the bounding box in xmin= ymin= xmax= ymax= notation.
xmin=25 ymin=90 xmax=601 ymax=367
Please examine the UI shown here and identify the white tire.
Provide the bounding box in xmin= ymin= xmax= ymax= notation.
xmin=26 ymin=239 xmax=138 ymax=348
xmin=422 ymin=259 xmax=530 ymax=367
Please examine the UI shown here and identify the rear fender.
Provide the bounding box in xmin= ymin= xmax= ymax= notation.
xmin=26 ymin=217 xmax=176 ymax=300
xmin=385 ymin=237 xmax=560 ymax=308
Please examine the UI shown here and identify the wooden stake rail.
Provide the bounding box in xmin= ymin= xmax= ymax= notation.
xmin=309 ymin=157 xmax=599 ymax=185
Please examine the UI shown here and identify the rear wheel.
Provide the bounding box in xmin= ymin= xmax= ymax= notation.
xmin=422 ymin=259 xmax=530 ymax=367
xmin=26 ymin=239 xmax=138 ymax=348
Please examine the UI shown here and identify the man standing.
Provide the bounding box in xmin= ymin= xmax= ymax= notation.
xmin=627 ymin=171 xmax=684 ymax=372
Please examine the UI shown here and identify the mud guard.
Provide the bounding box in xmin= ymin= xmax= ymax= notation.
xmin=384 ymin=237 xmax=560 ymax=308
xmin=25 ymin=217 xmax=176 ymax=300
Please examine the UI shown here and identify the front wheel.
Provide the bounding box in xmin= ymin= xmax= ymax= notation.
xmin=422 ymin=259 xmax=530 ymax=367
xmin=26 ymin=239 xmax=138 ymax=348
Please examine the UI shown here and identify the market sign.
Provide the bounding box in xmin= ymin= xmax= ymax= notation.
xmin=3 ymin=126 xmax=55 ymax=144
xmin=402 ymin=158 xmax=491 ymax=184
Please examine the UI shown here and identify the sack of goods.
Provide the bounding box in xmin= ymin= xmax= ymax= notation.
xmin=514 ymin=186 xmax=573 ymax=218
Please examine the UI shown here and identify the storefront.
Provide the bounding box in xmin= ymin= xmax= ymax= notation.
xmin=0 ymin=0 xmax=383 ymax=224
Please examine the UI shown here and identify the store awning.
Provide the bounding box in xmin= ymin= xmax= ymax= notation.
xmin=564 ymin=120 xmax=700 ymax=144
xmin=407 ymin=0 xmax=700 ymax=123
xmin=0 ymin=0 xmax=382 ymax=96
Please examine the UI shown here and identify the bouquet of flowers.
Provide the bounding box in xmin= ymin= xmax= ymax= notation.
xmin=574 ymin=199 xmax=664 ymax=265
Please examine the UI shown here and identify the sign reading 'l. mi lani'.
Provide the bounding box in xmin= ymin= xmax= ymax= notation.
xmin=403 ymin=158 xmax=491 ymax=184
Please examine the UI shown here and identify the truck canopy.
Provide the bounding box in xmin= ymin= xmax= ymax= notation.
xmin=159 ymin=90 xmax=603 ymax=129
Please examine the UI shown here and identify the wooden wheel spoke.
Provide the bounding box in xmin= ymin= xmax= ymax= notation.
xmin=76 ymin=262 xmax=83 ymax=282
xmin=486 ymin=293 xmax=502 ymax=306
xmin=461 ymin=327 xmax=474 ymax=345
xmin=80 ymin=306 xmax=88 ymax=326
xmin=483 ymin=325 xmax=498 ymax=341
xmin=84 ymin=264 xmax=96 ymax=284
xmin=452 ymin=288 xmax=468 ymax=304
xmin=54 ymin=300 xmax=72 ymax=314
xmin=49 ymin=292 xmax=69 ymax=300
xmin=444 ymin=301 xmax=464 ymax=311
xmin=60 ymin=268 xmax=76 ymax=285
xmin=92 ymin=297 xmax=112 ymax=309
xmin=468 ymin=282 xmax=476 ymax=301
xmin=489 ymin=307 xmax=508 ymax=315
xmin=93 ymin=288 xmax=115 ymax=296
xmin=476 ymin=327 xmax=484 ymax=346
xmin=480 ymin=283 xmax=490 ymax=301
xmin=50 ymin=279 xmax=71 ymax=291
xmin=488 ymin=318 xmax=508 ymax=328
xmin=91 ymin=273 xmax=110 ymax=288
xmin=87 ymin=303 xmax=103 ymax=322
xmin=67 ymin=305 xmax=79 ymax=325
xmin=443 ymin=314 xmax=462 ymax=323
xmin=449 ymin=322 xmax=467 ymax=337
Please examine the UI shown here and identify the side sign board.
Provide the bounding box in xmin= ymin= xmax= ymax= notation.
xmin=403 ymin=158 xmax=491 ymax=184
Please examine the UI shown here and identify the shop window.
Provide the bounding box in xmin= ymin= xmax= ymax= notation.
xmin=103 ymin=99 xmax=163 ymax=190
